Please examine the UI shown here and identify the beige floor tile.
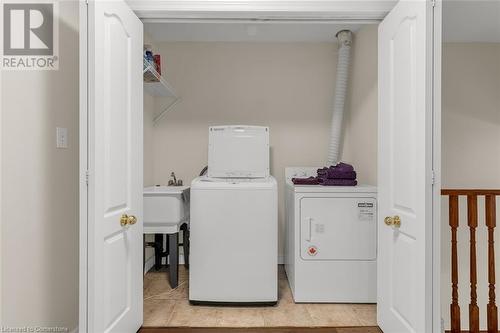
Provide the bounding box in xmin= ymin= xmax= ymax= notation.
xmin=151 ymin=281 xmax=189 ymax=300
xmin=144 ymin=275 xmax=172 ymax=299
xmin=146 ymin=265 xmax=189 ymax=281
xmin=178 ymin=266 xmax=189 ymax=281
xmin=261 ymin=303 xmax=314 ymax=327
xmin=278 ymin=280 xmax=294 ymax=304
xmin=215 ymin=307 xmax=266 ymax=327
xmin=144 ymin=265 xmax=189 ymax=299
xmin=168 ymin=300 xmax=220 ymax=327
xmin=143 ymin=299 xmax=176 ymax=327
xmin=278 ymin=266 xmax=287 ymax=280
xmin=306 ymin=304 xmax=361 ymax=327
xmin=352 ymin=304 xmax=377 ymax=326
xmin=144 ymin=265 xmax=376 ymax=329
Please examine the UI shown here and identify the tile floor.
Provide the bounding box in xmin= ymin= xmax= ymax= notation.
xmin=143 ymin=265 xmax=377 ymax=328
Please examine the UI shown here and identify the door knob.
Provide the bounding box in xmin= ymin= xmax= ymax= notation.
xmin=127 ymin=215 xmax=137 ymax=225
xmin=384 ymin=215 xmax=401 ymax=228
xmin=120 ymin=214 xmax=129 ymax=227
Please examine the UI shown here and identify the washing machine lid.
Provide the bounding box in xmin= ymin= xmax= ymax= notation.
xmin=208 ymin=125 xmax=270 ymax=178
xmin=192 ymin=176 xmax=276 ymax=190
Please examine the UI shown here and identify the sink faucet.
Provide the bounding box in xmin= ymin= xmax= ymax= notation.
xmin=168 ymin=172 xmax=182 ymax=186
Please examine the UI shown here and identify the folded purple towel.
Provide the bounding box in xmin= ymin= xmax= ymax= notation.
xmin=317 ymin=163 xmax=357 ymax=179
xmin=334 ymin=162 xmax=354 ymax=172
xmin=318 ymin=178 xmax=358 ymax=186
xmin=319 ymin=170 xmax=357 ymax=180
xmin=292 ymin=177 xmax=320 ymax=185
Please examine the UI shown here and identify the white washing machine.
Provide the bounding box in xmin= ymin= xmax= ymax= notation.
xmin=189 ymin=126 xmax=278 ymax=305
xmin=285 ymin=167 xmax=377 ymax=303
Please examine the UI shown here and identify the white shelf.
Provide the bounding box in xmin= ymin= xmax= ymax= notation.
xmin=143 ymin=58 xmax=177 ymax=98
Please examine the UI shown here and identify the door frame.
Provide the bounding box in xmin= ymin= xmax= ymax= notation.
xmin=0 ymin=32 xmax=3 ymax=330
xmin=79 ymin=1 xmax=88 ymax=332
xmin=432 ymin=1 xmax=442 ymax=332
xmin=79 ymin=1 xmax=441 ymax=331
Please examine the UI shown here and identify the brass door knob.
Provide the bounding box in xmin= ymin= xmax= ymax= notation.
xmin=120 ymin=214 xmax=129 ymax=227
xmin=384 ymin=215 xmax=401 ymax=228
xmin=128 ymin=215 xmax=137 ymax=225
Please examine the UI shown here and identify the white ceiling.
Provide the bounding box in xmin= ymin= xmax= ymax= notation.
xmin=144 ymin=22 xmax=367 ymax=42
xmin=143 ymin=1 xmax=500 ymax=43
xmin=443 ymin=0 xmax=500 ymax=42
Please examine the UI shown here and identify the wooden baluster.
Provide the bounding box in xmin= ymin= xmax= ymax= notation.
xmin=486 ymin=195 xmax=498 ymax=333
xmin=468 ymin=195 xmax=479 ymax=333
xmin=450 ymin=195 xmax=461 ymax=333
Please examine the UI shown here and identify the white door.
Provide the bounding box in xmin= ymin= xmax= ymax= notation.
xmin=377 ymin=0 xmax=438 ymax=332
xmin=85 ymin=1 xmax=143 ymax=332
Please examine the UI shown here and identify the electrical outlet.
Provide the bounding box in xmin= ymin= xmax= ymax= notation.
xmin=56 ymin=127 xmax=68 ymax=149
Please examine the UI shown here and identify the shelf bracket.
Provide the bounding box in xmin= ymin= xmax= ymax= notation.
xmin=153 ymin=98 xmax=182 ymax=125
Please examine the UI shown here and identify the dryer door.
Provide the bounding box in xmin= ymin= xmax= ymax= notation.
xmin=300 ymin=197 xmax=377 ymax=261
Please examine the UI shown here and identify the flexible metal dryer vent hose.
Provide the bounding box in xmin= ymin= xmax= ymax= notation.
xmin=327 ymin=30 xmax=353 ymax=166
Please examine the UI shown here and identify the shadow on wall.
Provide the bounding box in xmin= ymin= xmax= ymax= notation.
xmin=2 ymin=1 xmax=79 ymax=330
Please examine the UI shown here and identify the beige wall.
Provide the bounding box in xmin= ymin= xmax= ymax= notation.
xmin=145 ymin=25 xmax=378 ymax=258
xmin=342 ymin=26 xmax=378 ymax=185
xmin=1 ymin=1 xmax=79 ymax=330
xmin=144 ymin=32 xmax=157 ymax=188
xmin=143 ymin=32 xmax=159 ymax=266
xmin=441 ymin=43 xmax=500 ymax=330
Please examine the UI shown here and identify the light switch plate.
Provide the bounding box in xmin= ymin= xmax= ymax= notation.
xmin=56 ymin=127 xmax=68 ymax=148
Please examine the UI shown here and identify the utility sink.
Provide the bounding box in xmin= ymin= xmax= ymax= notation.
xmin=143 ymin=185 xmax=190 ymax=234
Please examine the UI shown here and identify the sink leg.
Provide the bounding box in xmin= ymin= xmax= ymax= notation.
xmin=168 ymin=233 xmax=179 ymax=288
xmin=143 ymin=234 xmax=146 ymax=275
xmin=154 ymin=234 xmax=164 ymax=270
xmin=181 ymin=224 xmax=190 ymax=269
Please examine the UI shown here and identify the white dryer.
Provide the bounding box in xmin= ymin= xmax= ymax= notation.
xmin=285 ymin=167 xmax=377 ymax=303
xmin=189 ymin=126 xmax=278 ymax=305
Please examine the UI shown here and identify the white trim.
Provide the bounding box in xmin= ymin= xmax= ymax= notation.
xmin=432 ymin=1 xmax=442 ymax=332
xmin=141 ymin=18 xmax=381 ymax=24
xmin=144 ymin=256 xmax=286 ymax=275
xmin=79 ymin=1 xmax=88 ymax=332
xmin=0 ymin=25 xmax=3 ymax=328
xmin=128 ymin=0 xmax=397 ymax=20
xmin=144 ymin=256 xmax=156 ymax=275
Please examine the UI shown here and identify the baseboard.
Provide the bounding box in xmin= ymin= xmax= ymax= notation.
xmin=145 ymin=256 xmax=285 ymax=275
xmin=144 ymin=253 xmax=188 ymax=275
xmin=144 ymin=256 xmax=156 ymax=275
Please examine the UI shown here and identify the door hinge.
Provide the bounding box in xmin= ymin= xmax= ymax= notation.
xmin=431 ymin=0 xmax=436 ymax=8
xmin=431 ymin=170 xmax=435 ymax=185
xmin=85 ymin=171 xmax=89 ymax=185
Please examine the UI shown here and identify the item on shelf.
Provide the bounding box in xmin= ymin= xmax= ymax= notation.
xmin=144 ymin=44 xmax=154 ymax=63
xmin=153 ymin=54 xmax=162 ymax=75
